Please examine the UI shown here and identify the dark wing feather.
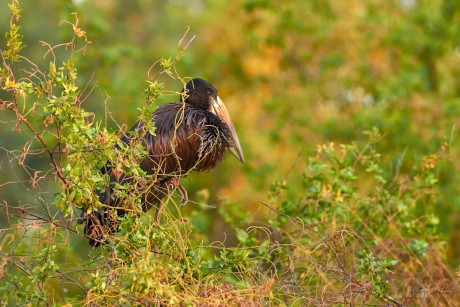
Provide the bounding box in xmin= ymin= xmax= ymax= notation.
xmin=80 ymin=102 xmax=229 ymax=246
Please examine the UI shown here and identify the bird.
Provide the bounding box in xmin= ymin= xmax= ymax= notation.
xmin=78 ymin=78 xmax=244 ymax=247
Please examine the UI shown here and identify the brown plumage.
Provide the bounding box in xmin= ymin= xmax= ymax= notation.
xmin=79 ymin=78 xmax=244 ymax=247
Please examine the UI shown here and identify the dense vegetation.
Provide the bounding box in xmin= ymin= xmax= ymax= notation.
xmin=1 ymin=0 xmax=459 ymax=305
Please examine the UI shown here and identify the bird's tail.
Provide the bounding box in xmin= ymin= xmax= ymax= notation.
xmin=78 ymin=210 xmax=118 ymax=247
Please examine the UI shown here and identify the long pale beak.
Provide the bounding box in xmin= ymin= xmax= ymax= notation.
xmin=211 ymin=96 xmax=244 ymax=163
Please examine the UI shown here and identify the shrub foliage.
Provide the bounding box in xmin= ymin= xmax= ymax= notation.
xmin=1 ymin=1 xmax=459 ymax=306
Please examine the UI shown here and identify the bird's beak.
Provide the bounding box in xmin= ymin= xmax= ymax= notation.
xmin=211 ymin=96 xmax=244 ymax=163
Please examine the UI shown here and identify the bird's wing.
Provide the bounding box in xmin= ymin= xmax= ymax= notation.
xmin=79 ymin=103 xmax=209 ymax=220
xmin=141 ymin=102 xmax=207 ymax=177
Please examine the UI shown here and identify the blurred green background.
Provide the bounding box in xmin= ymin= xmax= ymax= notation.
xmin=1 ymin=0 xmax=459 ymax=270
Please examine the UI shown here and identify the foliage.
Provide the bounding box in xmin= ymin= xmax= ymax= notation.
xmin=1 ymin=0 xmax=460 ymax=306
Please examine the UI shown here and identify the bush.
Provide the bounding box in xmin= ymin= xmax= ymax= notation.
xmin=1 ymin=1 xmax=459 ymax=305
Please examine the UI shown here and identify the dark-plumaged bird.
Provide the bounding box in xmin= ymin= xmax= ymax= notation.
xmin=78 ymin=78 xmax=244 ymax=247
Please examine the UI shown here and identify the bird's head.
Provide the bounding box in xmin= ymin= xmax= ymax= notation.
xmin=181 ymin=78 xmax=244 ymax=163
